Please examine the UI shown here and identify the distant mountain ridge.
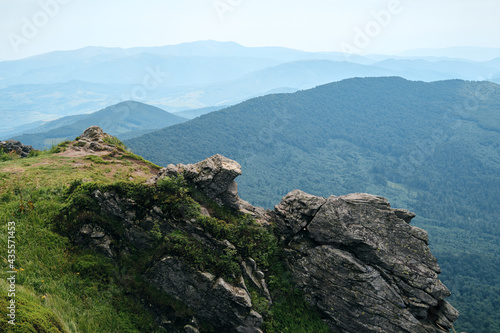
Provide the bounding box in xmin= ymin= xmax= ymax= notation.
xmin=9 ymin=101 xmax=186 ymax=148
xmin=400 ymin=46 xmax=500 ymax=62
xmin=1 ymin=41 xmax=498 ymax=131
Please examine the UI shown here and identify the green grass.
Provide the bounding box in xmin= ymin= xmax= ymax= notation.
xmin=0 ymin=147 xmax=336 ymax=332
xmin=0 ymin=150 xmax=162 ymax=332
xmin=0 ymin=148 xmax=20 ymax=162
xmin=0 ymin=280 xmax=66 ymax=333
xmin=102 ymin=136 xmax=127 ymax=152
xmin=47 ymin=141 xmax=71 ymax=154
xmin=84 ymin=155 xmax=110 ymax=165
xmin=0 ymin=185 xmax=162 ymax=332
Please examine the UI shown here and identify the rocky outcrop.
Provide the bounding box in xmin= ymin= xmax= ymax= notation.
xmin=67 ymin=149 xmax=458 ymax=333
xmin=71 ymin=187 xmax=264 ymax=332
xmin=71 ymin=126 xmax=116 ymax=153
xmin=148 ymin=154 xmax=458 ymax=332
xmin=150 ymin=154 xmax=272 ymax=225
xmin=274 ymin=191 xmax=459 ymax=333
xmin=149 ymin=154 xmax=242 ymax=210
xmin=145 ymin=256 xmax=263 ymax=333
xmin=0 ymin=140 xmax=36 ymax=157
xmin=80 ymin=126 xmax=112 ymax=141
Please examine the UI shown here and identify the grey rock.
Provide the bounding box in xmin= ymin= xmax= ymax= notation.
xmin=93 ymin=190 xmax=136 ymax=225
xmin=275 ymin=190 xmax=458 ymax=333
xmin=239 ymin=199 xmax=272 ymax=226
xmin=76 ymin=224 xmax=114 ymax=258
xmin=124 ymin=226 xmax=154 ymax=250
xmin=150 ymin=155 xmax=273 ymax=226
xmin=71 ymin=126 xmax=117 ymax=153
xmin=80 ymin=126 xmax=111 ymax=141
xmin=183 ymin=325 xmax=199 ymax=333
xmin=150 ymin=154 xmax=242 ymax=210
xmin=0 ymin=140 xmax=36 ymax=158
xmin=394 ymin=208 xmax=417 ymax=223
xmin=89 ymin=142 xmax=105 ymax=151
xmin=274 ymin=189 xmax=327 ymax=242
xmin=200 ymin=206 xmax=211 ymax=217
xmin=145 ymin=256 xmax=262 ymax=333
xmin=241 ymin=259 xmax=272 ymax=303
xmin=67 ymin=153 xmax=458 ymax=333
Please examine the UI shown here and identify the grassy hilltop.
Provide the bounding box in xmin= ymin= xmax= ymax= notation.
xmin=0 ymin=136 xmax=330 ymax=333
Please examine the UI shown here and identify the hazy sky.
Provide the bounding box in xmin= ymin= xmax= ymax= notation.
xmin=0 ymin=0 xmax=499 ymax=60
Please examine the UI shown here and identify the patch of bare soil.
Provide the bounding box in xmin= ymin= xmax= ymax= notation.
xmin=58 ymin=147 xmax=114 ymax=158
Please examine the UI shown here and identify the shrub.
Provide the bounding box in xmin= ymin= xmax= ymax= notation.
xmin=0 ymin=148 xmax=18 ymax=161
xmin=103 ymin=136 xmax=127 ymax=151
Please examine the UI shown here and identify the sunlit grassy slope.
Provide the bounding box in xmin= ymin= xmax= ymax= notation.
xmin=0 ymin=143 xmax=164 ymax=332
xmin=0 ymin=140 xmax=332 ymax=333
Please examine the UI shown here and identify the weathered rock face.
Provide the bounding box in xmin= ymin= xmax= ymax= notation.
xmin=145 ymin=256 xmax=263 ymax=333
xmin=274 ymin=191 xmax=459 ymax=333
xmin=72 ymin=187 xmax=264 ymax=333
xmin=0 ymin=140 xmax=36 ymax=158
xmin=148 ymin=155 xmax=458 ymax=332
xmin=150 ymin=154 xmax=271 ymax=225
xmin=150 ymin=154 xmax=242 ymax=210
xmin=80 ymin=126 xmax=112 ymax=141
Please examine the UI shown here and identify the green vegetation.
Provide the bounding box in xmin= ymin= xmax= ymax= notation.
xmin=190 ymin=188 xmax=277 ymax=269
xmin=262 ymin=258 xmax=331 ymax=333
xmin=84 ymin=155 xmax=110 ymax=164
xmin=48 ymin=141 xmax=71 ymax=154
xmin=1 ymin=140 xmax=333 ymax=332
xmin=0 ymin=281 xmax=66 ymax=333
xmin=0 ymin=149 xmax=17 ymax=162
xmin=102 ymin=135 xmax=126 ymax=150
xmin=0 ymin=152 xmax=162 ymax=332
xmin=125 ymin=77 xmax=500 ymax=332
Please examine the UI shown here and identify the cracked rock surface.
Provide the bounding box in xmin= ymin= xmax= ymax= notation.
xmin=150 ymin=154 xmax=242 ymax=210
xmin=273 ymin=191 xmax=458 ymax=333
xmin=145 ymin=256 xmax=262 ymax=333
xmin=73 ymin=186 xmax=265 ymax=332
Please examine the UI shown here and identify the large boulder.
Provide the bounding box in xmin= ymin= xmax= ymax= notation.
xmin=150 ymin=155 xmax=272 ymax=226
xmin=274 ymin=191 xmax=459 ymax=333
xmin=150 ymin=154 xmax=243 ymax=210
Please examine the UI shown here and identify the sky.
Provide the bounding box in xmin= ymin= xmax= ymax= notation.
xmin=0 ymin=0 xmax=499 ymax=61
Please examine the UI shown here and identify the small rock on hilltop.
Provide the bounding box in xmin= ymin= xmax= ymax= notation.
xmin=0 ymin=140 xmax=36 ymax=158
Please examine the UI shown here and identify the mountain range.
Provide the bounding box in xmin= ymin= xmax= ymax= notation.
xmin=1 ymin=41 xmax=499 ymax=134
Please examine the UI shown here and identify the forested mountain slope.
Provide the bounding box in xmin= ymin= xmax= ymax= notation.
xmin=126 ymin=77 xmax=500 ymax=332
